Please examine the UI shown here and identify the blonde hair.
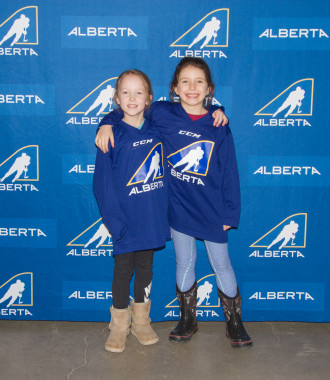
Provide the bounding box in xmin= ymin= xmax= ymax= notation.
xmin=114 ymin=69 xmax=153 ymax=110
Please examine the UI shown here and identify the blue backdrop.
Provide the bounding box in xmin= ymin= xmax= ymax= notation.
xmin=0 ymin=0 xmax=329 ymax=323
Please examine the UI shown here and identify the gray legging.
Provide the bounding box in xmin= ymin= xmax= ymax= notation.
xmin=171 ymin=227 xmax=237 ymax=297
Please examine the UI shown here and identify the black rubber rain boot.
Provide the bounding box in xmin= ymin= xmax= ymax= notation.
xmin=218 ymin=288 xmax=253 ymax=349
xmin=169 ymin=281 xmax=198 ymax=342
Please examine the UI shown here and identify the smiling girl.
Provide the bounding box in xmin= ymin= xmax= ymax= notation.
xmin=96 ymin=58 xmax=252 ymax=349
xmin=93 ymin=69 xmax=170 ymax=353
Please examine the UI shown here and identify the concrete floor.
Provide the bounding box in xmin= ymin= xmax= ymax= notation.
xmin=0 ymin=320 xmax=329 ymax=380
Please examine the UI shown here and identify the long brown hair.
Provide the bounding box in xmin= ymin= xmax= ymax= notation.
xmin=169 ymin=57 xmax=215 ymax=107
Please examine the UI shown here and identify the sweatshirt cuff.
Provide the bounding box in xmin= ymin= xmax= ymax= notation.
xmin=104 ymin=223 xmax=128 ymax=242
xmin=222 ymin=217 xmax=239 ymax=229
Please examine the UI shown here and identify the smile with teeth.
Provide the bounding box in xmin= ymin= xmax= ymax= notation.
xmin=185 ymin=93 xmax=200 ymax=98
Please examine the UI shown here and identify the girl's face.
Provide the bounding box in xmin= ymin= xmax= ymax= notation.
xmin=174 ymin=65 xmax=210 ymax=113
xmin=116 ymin=74 xmax=151 ymax=122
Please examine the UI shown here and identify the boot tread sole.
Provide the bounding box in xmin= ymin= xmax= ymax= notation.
xmin=226 ymin=331 xmax=253 ymax=349
xmin=105 ymin=345 xmax=126 ymax=353
xmin=169 ymin=326 xmax=198 ymax=342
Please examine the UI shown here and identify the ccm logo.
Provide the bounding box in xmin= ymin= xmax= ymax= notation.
xmin=133 ymin=139 xmax=153 ymax=147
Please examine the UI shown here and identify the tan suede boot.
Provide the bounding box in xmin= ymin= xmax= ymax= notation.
xmin=105 ymin=306 xmax=131 ymax=353
xmin=131 ymin=300 xmax=159 ymax=345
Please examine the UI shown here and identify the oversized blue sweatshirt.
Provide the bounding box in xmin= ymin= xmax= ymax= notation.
xmin=93 ymin=118 xmax=170 ymax=255
xmin=99 ymin=101 xmax=240 ymax=243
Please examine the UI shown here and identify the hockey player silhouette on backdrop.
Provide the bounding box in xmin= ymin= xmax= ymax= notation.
xmin=272 ymin=86 xmax=305 ymax=118
xmin=85 ymin=85 xmax=115 ymax=116
xmin=197 ymin=280 xmax=213 ymax=306
xmin=173 ymin=146 xmax=204 ymax=173
xmin=267 ymin=220 xmax=299 ymax=249
xmin=1 ymin=152 xmax=31 ymax=183
xmin=188 ymin=17 xmax=221 ymax=49
xmin=84 ymin=223 xmax=112 ymax=248
xmin=0 ymin=14 xmax=30 ymax=46
xmin=0 ymin=279 xmax=25 ymax=308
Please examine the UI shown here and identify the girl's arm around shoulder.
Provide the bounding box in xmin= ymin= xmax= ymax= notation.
xmin=95 ymin=113 xmax=122 ymax=152
xmin=98 ymin=101 xmax=172 ymax=126
xmin=95 ymin=102 xmax=173 ymax=151
xmin=98 ymin=108 xmax=123 ymax=129
xmin=148 ymin=100 xmax=175 ymax=124
xmin=209 ymin=105 xmax=228 ymax=127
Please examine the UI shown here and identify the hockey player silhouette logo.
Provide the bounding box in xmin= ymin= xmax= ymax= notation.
xmin=144 ymin=151 xmax=161 ymax=183
xmin=272 ymin=87 xmax=305 ymax=118
xmin=255 ymin=79 xmax=314 ymax=117
xmin=0 ymin=273 xmax=33 ymax=308
xmin=67 ymin=218 xmax=112 ymax=248
xmin=0 ymin=6 xmax=38 ymax=46
xmin=1 ymin=153 xmax=30 ymax=182
xmin=173 ymin=146 xmax=204 ymax=173
xmin=0 ymin=146 xmax=39 ymax=183
xmin=267 ymin=220 xmax=299 ymax=249
xmin=67 ymin=78 xmax=118 ymax=116
xmin=84 ymin=85 xmax=115 ymax=116
xmin=188 ymin=17 xmax=221 ymax=49
xmin=0 ymin=14 xmax=29 ymax=46
xmin=166 ymin=274 xmax=220 ymax=308
xmin=84 ymin=223 xmax=111 ymax=248
xmin=0 ymin=279 xmax=25 ymax=307
xmin=197 ymin=280 xmax=213 ymax=306
xmin=170 ymin=9 xmax=229 ymax=49
xmin=168 ymin=141 xmax=214 ymax=176
xmin=250 ymin=213 xmax=307 ymax=249
xmin=127 ymin=143 xmax=164 ymax=186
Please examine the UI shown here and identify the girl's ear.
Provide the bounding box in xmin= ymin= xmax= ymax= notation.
xmin=115 ymin=96 xmax=120 ymax=105
xmin=145 ymin=95 xmax=152 ymax=107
